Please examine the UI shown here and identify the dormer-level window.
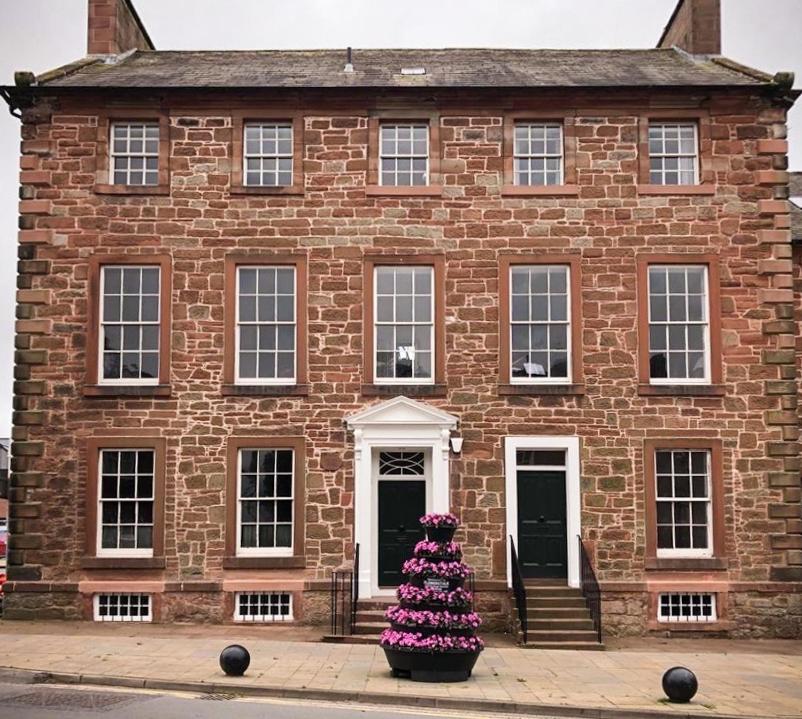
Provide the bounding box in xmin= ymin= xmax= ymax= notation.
xmin=649 ymin=122 xmax=698 ymax=185
xmin=514 ymin=123 xmax=563 ymax=186
xmin=244 ymin=122 xmax=293 ymax=186
xmin=380 ymin=123 xmax=428 ymax=186
xmin=111 ymin=122 xmax=160 ymax=186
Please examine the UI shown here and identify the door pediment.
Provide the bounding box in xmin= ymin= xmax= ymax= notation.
xmin=345 ymin=395 xmax=457 ymax=430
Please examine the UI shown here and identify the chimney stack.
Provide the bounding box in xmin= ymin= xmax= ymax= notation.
xmin=657 ymin=0 xmax=721 ymax=55
xmin=87 ymin=0 xmax=154 ymax=56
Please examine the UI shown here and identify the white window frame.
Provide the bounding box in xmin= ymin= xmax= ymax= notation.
xmin=513 ymin=122 xmax=564 ymax=186
xmin=235 ymin=447 xmax=295 ymax=558
xmin=98 ymin=265 xmax=161 ymax=386
xmin=234 ymin=265 xmax=297 ymax=385
xmin=93 ymin=593 xmax=152 ymax=622
xmin=509 ymin=264 xmax=572 ymax=385
xmin=648 ymin=122 xmax=699 ymax=186
xmin=658 ymin=592 xmax=717 ymax=623
xmin=110 ymin=122 xmax=160 ymax=186
xmin=647 ymin=265 xmax=711 ymax=385
xmin=96 ymin=448 xmax=155 ymax=559
xmin=373 ymin=265 xmax=435 ymax=386
xmin=243 ymin=122 xmax=293 ymax=187
xmin=379 ymin=123 xmax=429 ymax=186
xmin=234 ymin=591 xmax=294 ymax=622
xmin=655 ymin=448 xmax=713 ymax=559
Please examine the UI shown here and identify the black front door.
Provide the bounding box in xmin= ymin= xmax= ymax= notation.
xmin=378 ymin=480 xmax=426 ymax=586
xmin=517 ymin=469 xmax=568 ymax=578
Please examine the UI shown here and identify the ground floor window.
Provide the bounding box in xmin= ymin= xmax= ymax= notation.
xmin=658 ymin=592 xmax=716 ymax=623
xmin=234 ymin=591 xmax=293 ymax=622
xmin=94 ymin=593 xmax=152 ymax=622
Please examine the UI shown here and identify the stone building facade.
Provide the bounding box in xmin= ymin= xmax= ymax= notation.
xmin=2 ymin=0 xmax=801 ymax=638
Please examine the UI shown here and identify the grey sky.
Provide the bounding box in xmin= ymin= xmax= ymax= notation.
xmin=1 ymin=0 xmax=801 ymax=436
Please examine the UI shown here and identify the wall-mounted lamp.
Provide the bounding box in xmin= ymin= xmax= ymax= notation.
xmin=449 ymin=437 xmax=463 ymax=454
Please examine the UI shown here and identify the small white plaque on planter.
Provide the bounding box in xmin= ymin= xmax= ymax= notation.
xmin=423 ymin=577 xmax=449 ymax=592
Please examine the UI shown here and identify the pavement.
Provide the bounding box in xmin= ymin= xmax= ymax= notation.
xmin=0 ymin=621 xmax=800 ymax=719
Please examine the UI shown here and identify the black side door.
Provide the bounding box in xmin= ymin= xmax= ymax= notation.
xmin=377 ymin=480 xmax=426 ymax=586
xmin=517 ymin=469 xmax=568 ymax=579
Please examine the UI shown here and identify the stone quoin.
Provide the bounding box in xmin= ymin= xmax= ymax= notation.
xmin=1 ymin=0 xmax=801 ymax=640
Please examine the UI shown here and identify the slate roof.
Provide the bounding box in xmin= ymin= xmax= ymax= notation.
xmin=36 ymin=48 xmax=773 ymax=89
xmin=790 ymin=172 xmax=802 ymax=242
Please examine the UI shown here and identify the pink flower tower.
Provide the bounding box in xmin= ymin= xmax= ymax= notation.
xmin=380 ymin=513 xmax=484 ymax=682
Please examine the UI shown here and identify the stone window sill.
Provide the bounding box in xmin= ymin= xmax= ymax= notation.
xmin=501 ymin=184 xmax=579 ymax=197
xmin=362 ymin=383 xmax=447 ymax=398
xmin=229 ymin=185 xmax=304 ymax=196
xmin=223 ymin=556 xmax=306 ymax=569
xmin=638 ymin=384 xmax=725 ymax=397
xmin=365 ymin=185 xmax=443 ymax=197
xmin=637 ymin=184 xmax=715 ymax=196
xmin=222 ymin=384 xmax=309 ymax=397
xmin=647 ymin=620 xmax=734 ymax=632
xmin=83 ymin=384 xmax=171 ymax=398
xmin=645 ymin=557 xmax=729 ymax=571
xmin=498 ymin=383 xmax=585 ymax=396
xmin=81 ymin=557 xmax=165 ymax=570
xmin=94 ymin=183 xmax=170 ymax=196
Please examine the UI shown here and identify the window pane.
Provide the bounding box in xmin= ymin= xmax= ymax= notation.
xmin=239 ymin=450 xmax=293 ymax=552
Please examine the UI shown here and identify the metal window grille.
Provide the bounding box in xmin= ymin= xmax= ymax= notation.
xmin=236 ymin=266 xmax=296 ymax=382
xmin=98 ymin=449 xmax=155 ymax=555
xmin=378 ymin=451 xmax=425 ymax=475
xmin=111 ymin=123 xmax=159 ymax=186
xmin=658 ymin=592 xmax=716 ymax=623
xmin=234 ymin=592 xmax=293 ymax=622
xmin=379 ymin=123 xmax=428 ymax=186
xmin=94 ymin=593 xmax=152 ymax=622
xmin=649 ymin=123 xmax=698 ymax=185
xmin=374 ymin=266 xmax=433 ymax=382
xmin=647 ymin=265 xmax=709 ymax=382
xmin=510 ymin=265 xmax=570 ymax=382
xmin=238 ymin=449 xmax=294 ymax=553
xmin=100 ymin=266 xmax=160 ymax=382
xmin=514 ymin=123 xmax=563 ymax=185
xmin=655 ymin=449 xmax=712 ymax=556
xmin=244 ymin=123 xmax=293 ymax=186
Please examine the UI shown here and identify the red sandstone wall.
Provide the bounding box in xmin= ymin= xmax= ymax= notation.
xmin=7 ymin=87 xmax=801 ymax=633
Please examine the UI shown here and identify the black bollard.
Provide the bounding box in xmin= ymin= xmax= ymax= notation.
xmin=219 ymin=644 xmax=251 ymax=676
xmin=662 ymin=666 xmax=698 ymax=703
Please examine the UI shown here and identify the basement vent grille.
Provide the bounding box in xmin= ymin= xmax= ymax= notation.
xmin=234 ymin=591 xmax=293 ymax=622
xmin=658 ymin=592 xmax=716 ymax=623
xmin=94 ymin=593 xmax=152 ymax=622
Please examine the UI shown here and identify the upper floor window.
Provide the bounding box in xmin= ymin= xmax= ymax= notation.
xmin=655 ymin=448 xmax=712 ymax=557
xmin=237 ymin=448 xmax=294 ymax=556
xmin=374 ymin=265 xmax=433 ymax=383
xmin=98 ymin=448 xmax=155 ymax=557
xmin=111 ymin=122 xmax=160 ymax=186
xmin=510 ymin=265 xmax=570 ymax=382
xmin=380 ymin=123 xmax=428 ymax=186
xmin=236 ymin=265 xmax=296 ymax=383
xmin=244 ymin=122 xmax=293 ymax=187
xmin=649 ymin=123 xmax=698 ymax=186
xmin=514 ymin=123 xmax=563 ymax=186
xmin=647 ymin=265 xmax=709 ymax=383
xmin=100 ymin=265 xmax=160 ymax=384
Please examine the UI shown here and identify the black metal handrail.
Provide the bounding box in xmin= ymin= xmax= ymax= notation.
xmin=330 ymin=542 xmax=360 ymax=636
xmin=509 ymin=535 xmax=528 ymax=644
xmin=578 ymin=535 xmax=602 ymax=644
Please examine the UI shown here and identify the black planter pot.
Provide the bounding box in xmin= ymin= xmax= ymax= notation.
xmin=425 ymin=526 xmax=457 ymax=543
xmin=414 ymin=551 xmax=462 ymax=562
xmin=390 ymin=623 xmax=475 ymax=638
xmin=383 ymin=647 xmax=480 ymax=683
xmin=408 ymin=573 xmax=464 ymax=591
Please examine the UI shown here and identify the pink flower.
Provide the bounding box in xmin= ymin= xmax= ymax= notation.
xmin=419 ymin=513 xmax=459 ymax=528
xmin=396 ymin=583 xmax=473 ymax=607
xmin=386 ymin=605 xmax=483 ymax=630
xmin=380 ymin=629 xmax=484 ymax=653
xmin=413 ymin=540 xmax=461 ymax=558
xmin=402 ymin=558 xmax=472 ymax=579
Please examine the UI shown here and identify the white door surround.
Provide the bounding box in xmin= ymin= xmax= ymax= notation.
xmin=504 ymin=436 xmax=581 ymax=589
xmin=346 ymin=396 xmax=458 ymax=598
